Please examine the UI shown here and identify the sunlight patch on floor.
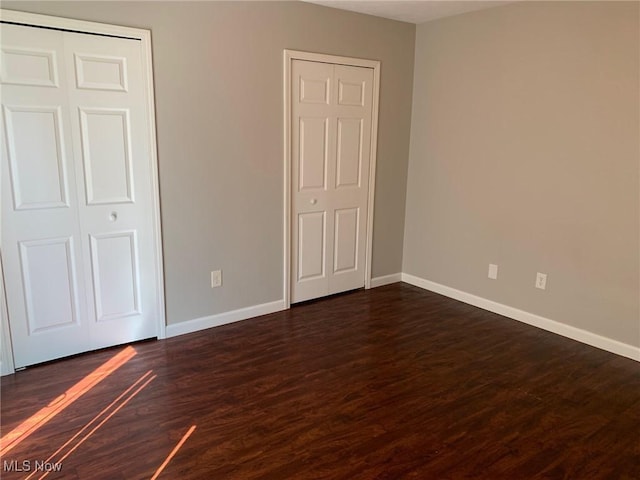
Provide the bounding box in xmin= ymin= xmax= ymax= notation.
xmin=32 ymin=369 xmax=157 ymax=480
xmin=0 ymin=345 xmax=137 ymax=457
xmin=151 ymin=425 xmax=197 ymax=480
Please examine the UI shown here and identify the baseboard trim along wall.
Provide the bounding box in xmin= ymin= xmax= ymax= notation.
xmin=166 ymin=275 xmax=638 ymax=362
xmin=370 ymin=273 xmax=403 ymax=288
xmin=401 ymin=273 xmax=640 ymax=362
xmin=167 ymin=275 xmax=403 ymax=339
xmin=166 ymin=300 xmax=286 ymax=338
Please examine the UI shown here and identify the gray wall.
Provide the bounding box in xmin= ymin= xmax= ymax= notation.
xmin=403 ymin=1 xmax=639 ymax=346
xmin=4 ymin=1 xmax=415 ymax=325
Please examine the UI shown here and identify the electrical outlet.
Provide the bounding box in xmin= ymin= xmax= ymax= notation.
xmin=211 ymin=270 xmax=222 ymax=288
xmin=536 ymin=272 xmax=547 ymax=290
xmin=488 ymin=264 xmax=498 ymax=280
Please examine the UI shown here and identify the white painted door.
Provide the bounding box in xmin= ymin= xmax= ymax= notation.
xmin=291 ymin=60 xmax=373 ymax=303
xmin=1 ymin=23 xmax=159 ymax=367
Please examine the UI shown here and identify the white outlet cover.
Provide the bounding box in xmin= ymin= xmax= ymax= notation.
xmin=488 ymin=264 xmax=498 ymax=280
xmin=536 ymin=272 xmax=547 ymax=290
xmin=211 ymin=270 xmax=222 ymax=288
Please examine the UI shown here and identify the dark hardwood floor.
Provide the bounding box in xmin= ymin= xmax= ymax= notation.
xmin=1 ymin=283 xmax=638 ymax=479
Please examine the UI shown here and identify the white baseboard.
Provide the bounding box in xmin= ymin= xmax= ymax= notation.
xmin=401 ymin=273 xmax=640 ymax=362
xmin=370 ymin=273 xmax=402 ymax=288
xmin=166 ymin=300 xmax=286 ymax=338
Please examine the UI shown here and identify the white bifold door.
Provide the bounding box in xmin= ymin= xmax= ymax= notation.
xmin=1 ymin=23 xmax=160 ymax=368
xmin=291 ymin=59 xmax=374 ymax=303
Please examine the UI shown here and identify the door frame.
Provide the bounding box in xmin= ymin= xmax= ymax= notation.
xmin=283 ymin=50 xmax=381 ymax=308
xmin=0 ymin=254 xmax=15 ymax=375
xmin=0 ymin=9 xmax=166 ymax=375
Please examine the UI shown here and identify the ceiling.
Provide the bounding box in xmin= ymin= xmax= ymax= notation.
xmin=303 ymin=1 xmax=513 ymax=24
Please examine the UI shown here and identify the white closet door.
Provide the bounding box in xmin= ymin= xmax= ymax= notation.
xmin=64 ymin=32 xmax=157 ymax=350
xmin=291 ymin=60 xmax=373 ymax=303
xmin=1 ymin=23 xmax=158 ymax=367
xmin=1 ymin=24 xmax=90 ymax=366
xmin=330 ymin=64 xmax=372 ymax=295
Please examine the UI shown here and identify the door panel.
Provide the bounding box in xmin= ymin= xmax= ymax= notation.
xmin=19 ymin=237 xmax=80 ymax=333
xmin=89 ymin=231 xmax=141 ymax=322
xmin=297 ymin=211 xmax=326 ymax=282
xmin=333 ymin=207 xmax=359 ymax=274
xmin=337 ymin=78 xmax=365 ymax=106
xmin=1 ymin=46 xmax=59 ymax=87
xmin=336 ymin=118 xmax=363 ymax=189
xmin=79 ymin=108 xmax=134 ymax=204
xmin=299 ymin=75 xmax=329 ymax=105
xmin=74 ymin=53 xmax=128 ymax=92
xmin=299 ymin=117 xmax=328 ymax=191
xmin=291 ymin=59 xmax=373 ymax=303
xmin=4 ymin=105 xmax=69 ymax=209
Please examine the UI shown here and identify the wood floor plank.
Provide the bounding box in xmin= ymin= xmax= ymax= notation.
xmin=1 ymin=283 xmax=638 ymax=479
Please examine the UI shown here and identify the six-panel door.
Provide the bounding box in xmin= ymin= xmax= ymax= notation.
xmin=1 ymin=23 xmax=158 ymax=367
xmin=291 ymin=60 xmax=373 ymax=303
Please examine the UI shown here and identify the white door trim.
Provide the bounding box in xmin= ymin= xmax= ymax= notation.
xmin=283 ymin=49 xmax=380 ymax=308
xmin=0 ymin=254 xmax=15 ymax=375
xmin=0 ymin=9 xmax=166 ymax=374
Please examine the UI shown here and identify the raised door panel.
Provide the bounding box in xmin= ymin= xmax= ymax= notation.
xmin=3 ymin=105 xmax=69 ymax=210
xmin=338 ymin=78 xmax=365 ymax=107
xmin=90 ymin=231 xmax=141 ymax=322
xmin=297 ymin=212 xmax=326 ymax=281
xmin=0 ymin=47 xmax=59 ymax=87
xmin=336 ymin=118 xmax=363 ymax=189
xmin=333 ymin=208 xmax=359 ymax=274
xmin=19 ymin=237 xmax=80 ymax=333
xmin=74 ymin=54 xmax=128 ymax=91
xmin=8 ymin=234 xmax=89 ymax=367
xmin=299 ymin=76 xmax=329 ymax=105
xmin=79 ymin=108 xmax=134 ymax=204
xmin=335 ymin=65 xmax=372 ymax=110
xmin=299 ymin=117 xmax=328 ymax=192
